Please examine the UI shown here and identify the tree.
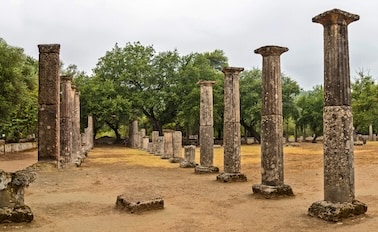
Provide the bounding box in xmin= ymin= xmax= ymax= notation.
xmin=0 ymin=38 xmax=38 ymax=142
xmin=351 ymin=71 xmax=378 ymax=134
xmin=296 ymin=85 xmax=324 ymax=142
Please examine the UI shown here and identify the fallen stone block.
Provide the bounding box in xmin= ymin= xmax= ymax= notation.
xmin=115 ymin=194 xmax=164 ymax=213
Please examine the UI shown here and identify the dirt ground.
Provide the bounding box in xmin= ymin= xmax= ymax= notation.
xmin=1 ymin=142 xmax=378 ymax=232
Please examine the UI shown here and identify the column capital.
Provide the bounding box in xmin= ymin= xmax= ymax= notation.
xmin=222 ymin=67 xmax=244 ymax=75
xmin=197 ymin=80 xmax=216 ymax=86
xmin=254 ymin=46 xmax=288 ymax=57
xmin=61 ymin=75 xmax=73 ymax=82
xmin=312 ymin=8 xmax=359 ymax=26
xmin=38 ymin=44 xmax=60 ymax=54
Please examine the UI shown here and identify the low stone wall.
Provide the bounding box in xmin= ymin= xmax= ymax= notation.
xmin=0 ymin=142 xmax=37 ymax=153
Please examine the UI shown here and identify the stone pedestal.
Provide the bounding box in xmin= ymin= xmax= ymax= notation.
xmin=156 ymin=136 xmax=165 ymax=156
xmin=253 ymin=46 xmax=293 ymax=197
xmin=217 ymin=67 xmax=247 ymax=183
xmin=195 ymin=81 xmax=218 ymax=174
xmin=169 ymin=131 xmax=183 ymax=163
xmin=38 ymin=44 xmax=60 ymax=163
xmin=151 ymin=131 xmax=159 ymax=154
xmin=180 ymin=145 xmax=197 ymax=168
xmin=142 ymin=137 xmax=149 ymax=150
xmin=129 ymin=120 xmax=138 ymax=148
xmin=308 ymin=8 xmax=367 ymax=221
xmin=0 ymin=168 xmax=37 ymax=223
xmin=161 ymin=130 xmax=173 ymax=159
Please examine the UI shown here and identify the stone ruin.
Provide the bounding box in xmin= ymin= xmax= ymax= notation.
xmin=217 ymin=67 xmax=247 ymax=183
xmin=38 ymin=44 xmax=93 ymax=168
xmin=0 ymin=168 xmax=36 ymax=223
xmin=308 ymin=8 xmax=367 ymax=221
xmin=195 ymin=81 xmax=219 ymax=174
xmin=179 ymin=145 xmax=197 ymax=168
xmin=252 ymin=45 xmax=294 ymax=198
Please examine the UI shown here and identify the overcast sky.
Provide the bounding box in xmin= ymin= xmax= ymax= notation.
xmin=1 ymin=0 xmax=378 ymax=90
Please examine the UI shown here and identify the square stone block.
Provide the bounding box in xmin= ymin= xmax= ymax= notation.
xmin=116 ymin=194 xmax=164 ymax=213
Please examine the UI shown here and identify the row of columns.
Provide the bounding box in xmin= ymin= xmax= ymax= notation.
xmin=38 ymin=44 xmax=94 ymax=168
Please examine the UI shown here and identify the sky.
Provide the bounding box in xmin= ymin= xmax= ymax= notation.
xmin=1 ymin=0 xmax=378 ymax=90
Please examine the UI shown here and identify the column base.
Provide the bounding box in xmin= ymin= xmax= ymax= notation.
xmin=179 ymin=161 xmax=197 ymax=168
xmin=0 ymin=205 xmax=34 ymax=223
xmin=169 ymin=157 xmax=184 ymax=163
xmin=252 ymin=184 xmax=294 ymax=199
xmin=160 ymin=154 xmax=171 ymax=159
xmin=216 ymin=172 xmax=247 ymax=183
xmin=308 ymin=200 xmax=367 ymax=222
xmin=194 ymin=165 xmax=219 ymax=174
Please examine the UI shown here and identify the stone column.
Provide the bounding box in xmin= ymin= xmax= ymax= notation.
xmin=161 ymin=130 xmax=173 ymax=159
xmin=180 ymin=145 xmax=197 ymax=168
xmin=156 ymin=136 xmax=165 ymax=156
xmin=169 ymin=131 xmax=183 ymax=163
xmin=72 ymin=87 xmax=82 ymax=165
xmin=308 ymin=9 xmax=367 ymax=222
xmin=217 ymin=67 xmax=247 ymax=182
xmin=151 ymin=131 xmax=159 ymax=155
xmin=60 ymin=75 xmax=73 ymax=166
xmin=87 ymin=115 xmax=94 ymax=149
xmin=38 ymin=44 xmax=60 ymax=163
xmin=252 ymin=45 xmax=293 ymax=198
xmin=140 ymin=129 xmax=146 ymax=149
xmin=369 ymin=124 xmax=373 ymax=141
xmin=142 ymin=137 xmax=149 ymax=150
xmin=129 ymin=120 xmax=138 ymax=148
xmin=195 ymin=81 xmax=219 ymax=174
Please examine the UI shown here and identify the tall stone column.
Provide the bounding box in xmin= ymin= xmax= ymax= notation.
xmin=60 ymin=75 xmax=73 ymax=166
xmin=195 ymin=81 xmax=219 ymax=174
xmin=129 ymin=120 xmax=138 ymax=148
xmin=38 ymin=44 xmax=60 ymax=163
xmin=72 ymin=87 xmax=82 ymax=165
xmin=252 ymin=46 xmax=293 ymax=198
xmin=308 ymin=8 xmax=367 ymax=222
xmin=87 ymin=115 xmax=94 ymax=149
xmin=217 ymin=67 xmax=247 ymax=182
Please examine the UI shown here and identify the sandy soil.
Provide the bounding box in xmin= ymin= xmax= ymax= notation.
xmin=1 ymin=142 xmax=378 ymax=232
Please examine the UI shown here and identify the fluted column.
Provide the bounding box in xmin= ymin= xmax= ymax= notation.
xmin=38 ymin=44 xmax=60 ymax=163
xmin=195 ymin=81 xmax=219 ymax=174
xmin=217 ymin=67 xmax=247 ymax=182
xmin=252 ymin=46 xmax=293 ymax=198
xmin=308 ymin=8 xmax=367 ymax=222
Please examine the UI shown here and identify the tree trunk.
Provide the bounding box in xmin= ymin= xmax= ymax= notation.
xmin=240 ymin=120 xmax=261 ymax=144
xmin=105 ymin=121 xmax=121 ymax=142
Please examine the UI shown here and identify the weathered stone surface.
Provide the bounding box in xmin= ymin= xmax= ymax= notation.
xmin=0 ymin=169 xmax=36 ymax=223
xmin=161 ymin=130 xmax=173 ymax=159
xmin=309 ymin=8 xmax=366 ymax=221
xmin=252 ymin=184 xmax=294 ymax=199
xmin=129 ymin=120 xmax=139 ymax=148
xmin=116 ymin=194 xmax=164 ymax=213
xmin=180 ymin=145 xmax=197 ymax=168
xmin=169 ymin=157 xmax=184 ymax=163
xmin=194 ymin=165 xmax=219 ymax=174
xmin=308 ymin=200 xmax=367 ymax=222
xmin=156 ymin=136 xmax=164 ymax=156
xmin=173 ymin=131 xmax=182 ymax=158
xmin=254 ymin=45 xmax=292 ymax=194
xmin=216 ymin=172 xmax=247 ymax=183
xmin=72 ymin=89 xmax=82 ymax=165
xmin=38 ymin=104 xmax=60 ymax=162
xmin=197 ymin=81 xmax=217 ymax=171
xmin=38 ymin=44 xmax=60 ymax=164
xmin=222 ymin=67 xmax=244 ymax=174
xmin=142 ymin=137 xmax=149 ymax=150
xmin=151 ymin=131 xmax=159 ymax=154
xmin=60 ymin=76 xmax=73 ymax=166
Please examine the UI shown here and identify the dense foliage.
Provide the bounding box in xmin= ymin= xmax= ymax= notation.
xmin=2 ymin=38 xmax=378 ymax=143
xmin=0 ymin=38 xmax=38 ymax=142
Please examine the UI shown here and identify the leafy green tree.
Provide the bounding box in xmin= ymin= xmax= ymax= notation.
xmin=296 ymin=85 xmax=324 ymax=142
xmin=0 ymin=38 xmax=38 ymax=142
xmin=351 ymin=71 xmax=378 ymax=134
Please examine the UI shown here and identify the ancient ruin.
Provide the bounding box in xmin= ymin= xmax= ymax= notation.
xmin=195 ymin=81 xmax=219 ymax=174
xmin=72 ymin=87 xmax=82 ymax=165
xmin=308 ymin=8 xmax=367 ymax=221
xmin=129 ymin=120 xmax=139 ymax=148
xmin=161 ymin=130 xmax=174 ymax=159
xmin=37 ymin=44 xmax=61 ymax=163
xmin=217 ymin=67 xmax=247 ymax=183
xmin=180 ymin=145 xmax=197 ymax=168
xmin=116 ymin=193 xmax=164 ymax=213
xmin=169 ymin=131 xmax=183 ymax=163
xmin=252 ymin=46 xmax=294 ymax=198
xmin=151 ymin=131 xmax=159 ymax=155
xmin=0 ymin=168 xmax=36 ymax=223
xmin=60 ymin=75 xmax=73 ymax=166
